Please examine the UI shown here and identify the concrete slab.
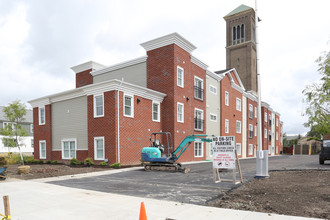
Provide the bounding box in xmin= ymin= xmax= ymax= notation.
xmin=0 ymin=180 xmax=320 ymax=220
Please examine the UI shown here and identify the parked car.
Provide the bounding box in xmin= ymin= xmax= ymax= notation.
xmin=319 ymin=140 xmax=330 ymax=164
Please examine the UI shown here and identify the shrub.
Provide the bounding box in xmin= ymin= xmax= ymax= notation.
xmin=84 ymin=158 xmax=94 ymax=166
xmin=51 ymin=160 xmax=58 ymax=164
xmin=69 ymin=158 xmax=82 ymax=165
xmin=99 ymin=161 xmax=107 ymax=166
xmin=46 ymin=160 xmax=51 ymax=164
xmin=110 ymin=163 xmax=121 ymax=168
xmin=0 ymin=157 xmax=6 ymax=166
xmin=24 ymin=158 xmax=34 ymax=164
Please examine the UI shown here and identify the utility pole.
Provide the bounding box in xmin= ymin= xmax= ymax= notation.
xmin=255 ymin=0 xmax=269 ymax=178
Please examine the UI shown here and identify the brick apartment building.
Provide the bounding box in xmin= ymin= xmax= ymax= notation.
xmin=29 ymin=5 xmax=283 ymax=165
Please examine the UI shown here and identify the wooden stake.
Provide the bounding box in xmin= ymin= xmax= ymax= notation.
xmin=3 ymin=195 xmax=10 ymax=219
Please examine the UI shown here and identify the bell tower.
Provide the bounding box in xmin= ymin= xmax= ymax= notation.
xmin=224 ymin=4 xmax=257 ymax=92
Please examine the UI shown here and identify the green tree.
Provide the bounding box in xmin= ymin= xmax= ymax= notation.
xmin=303 ymin=50 xmax=330 ymax=137
xmin=0 ymin=100 xmax=28 ymax=165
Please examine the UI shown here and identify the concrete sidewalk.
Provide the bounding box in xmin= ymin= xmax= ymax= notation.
xmin=0 ymin=178 xmax=319 ymax=220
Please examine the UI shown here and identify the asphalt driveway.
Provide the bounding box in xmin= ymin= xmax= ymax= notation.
xmin=48 ymin=155 xmax=330 ymax=205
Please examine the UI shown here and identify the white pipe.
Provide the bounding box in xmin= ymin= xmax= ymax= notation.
xmin=117 ymin=78 xmax=124 ymax=163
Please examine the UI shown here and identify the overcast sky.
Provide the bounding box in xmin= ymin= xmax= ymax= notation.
xmin=0 ymin=0 xmax=329 ymax=135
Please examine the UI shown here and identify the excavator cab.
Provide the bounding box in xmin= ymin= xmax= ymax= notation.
xmin=149 ymin=132 xmax=173 ymax=156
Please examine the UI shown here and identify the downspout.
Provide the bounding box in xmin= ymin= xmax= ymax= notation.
xmin=117 ymin=78 xmax=124 ymax=163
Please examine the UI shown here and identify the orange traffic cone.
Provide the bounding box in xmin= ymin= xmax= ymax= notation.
xmin=139 ymin=202 xmax=147 ymax=220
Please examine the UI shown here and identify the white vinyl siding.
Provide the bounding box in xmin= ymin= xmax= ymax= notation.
xmin=94 ymin=94 xmax=104 ymax=117
xmin=39 ymin=140 xmax=46 ymax=159
xmin=124 ymin=94 xmax=134 ymax=118
xmin=94 ymin=137 xmax=105 ymax=160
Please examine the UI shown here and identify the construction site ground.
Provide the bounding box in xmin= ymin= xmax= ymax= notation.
xmin=2 ymin=155 xmax=330 ymax=219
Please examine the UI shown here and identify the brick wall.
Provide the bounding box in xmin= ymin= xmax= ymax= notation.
xmin=246 ymin=98 xmax=257 ymax=157
xmin=76 ymin=68 xmax=93 ymax=88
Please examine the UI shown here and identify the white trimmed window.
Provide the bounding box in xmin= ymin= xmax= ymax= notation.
xmin=194 ymin=141 xmax=203 ymax=157
xmin=236 ymin=120 xmax=241 ymax=133
xmin=3 ymin=122 xmax=16 ymax=130
xmin=276 ymin=118 xmax=279 ymax=127
xmin=62 ymin=139 xmax=76 ymax=159
xmin=152 ymin=102 xmax=160 ymax=122
xmin=265 ymin=112 xmax=268 ymax=122
xmin=255 ymin=107 xmax=257 ymax=118
xmin=225 ymin=91 xmax=229 ymax=106
xmin=94 ymin=94 xmax=104 ymax=117
xmin=39 ymin=140 xmax=46 ymax=159
xmin=177 ymin=102 xmax=184 ymax=123
xmin=249 ymin=124 xmax=253 ymax=138
xmin=236 ymin=143 xmax=241 ymax=156
xmin=124 ymin=94 xmax=134 ymax=118
xmin=94 ymin=137 xmax=105 ymax=160
xmin=177 ymin=66 xmax=184 ymax=88
xmin=210 ymin=113 xmax=217 ymax=122
xmin=254 ymin=125 xmax=257 ymax=136
xmin=194 ymin=108 xmax=203 ymax=131
xmin=210 ymin=85 xmax=217 ymax=94
xmin=276 ymin=132 xmax=279 ymax=140
xmin=194 ymin=76 xmax=203 ymax=100
xmin=249 ymin=104 xmax=253 ymax=118
xmin=236 ymin=98 xmax=241 ymax=111
xmin=39 ymin=107 xmax=45 ymax=125
xmin=225 ymin=119 xmax=229 ymax=133
xmin=248 ymin=144 xmax=253 ymax=155
xmin=264 ymin=129 xmax=267 ymax=138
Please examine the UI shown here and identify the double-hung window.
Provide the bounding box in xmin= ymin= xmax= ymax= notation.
xmin=194 ymin=142 xmax=203 ymax=157
xmin=194 ymin=108 xmax=203 ymax=131
xmin=249 ymin=104 xmax=253 ymax=118
xmin=94 ymin=137 xmax=104 ymax=160
xmin=236 ymin=120 xmax=241 ymax=133
xmin=264 ymin=129 xmax=267 ymax=138
xmin=265 ymin=112 xmax=268 ymax=122
xmin=177 ymin=102 xmax=184 ymax=123
xmin=152 ymin=102 xmax=160 ymax=122
xmin=225 ymin=119 xmax=229 ymax=133
xmin=225 ymin=91 xmax=229 ymax=106
xmin=62 ymin=139 xmax=76 ymax=159
xmin=39 ymin=140 xmax=46 ymax=159
xmin=94 ymin=94 xmax=104 ymax=117
xmin=236 ymin=143 xmax=241 ymax=156
xmin=255 ymin=107 xmax=257 ymax=118
xmin=124 ymin=94 xmax=134 ymax=117
xmin=248 ymin=144 xmax=253 ymax=155
xmin=254 ymin=125 xmax=257 ymax=136
xmin=39 ymin=107 xmax=45 ymax=125
xmin=194 ymin=76 xmax=203 ymax=100
xmin=236 ymin=98 xmax=241 ymax=111
xmin=177 ymin=66 xmax=184 ymax=88
xmin=249 ymin=124 xmax=253 ymax=138
xmin=210 ymin=113 xmax=217 ymax=122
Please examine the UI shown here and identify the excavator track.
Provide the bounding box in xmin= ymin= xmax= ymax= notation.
xmin=144 ymin=163 xmax=190 ymax=173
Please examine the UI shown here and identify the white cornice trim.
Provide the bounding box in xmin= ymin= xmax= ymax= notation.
xmin=28 ymin=79 xmax=167 ymax=108
xmin=71 ymin=61 xmax=106 ymax=74
xmin=206 ymin=70 xmax=223 ymax=81
xmin=244 ymin=91 xmax=258 ymax=102
xmin=140 ymin=32 xmax=197 ymax=54
xmin=90 ymin=56 xmax=147 ymax=76
xmin=191 ymin=56 xmax=208 ymax=70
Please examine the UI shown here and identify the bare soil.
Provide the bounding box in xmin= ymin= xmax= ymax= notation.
xmin=4 ymin=164 xmax=111 ymax=180
xmin=209 ymin=170 xmax=330 ymax=219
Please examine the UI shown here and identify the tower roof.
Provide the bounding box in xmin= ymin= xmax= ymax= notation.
xmin=224 ymin=4 xmax=253 ymax=17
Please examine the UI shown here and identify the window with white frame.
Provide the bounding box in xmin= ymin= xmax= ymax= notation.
xmin=152 ymin=102 xmax=160 ymax=122
xmin=3 ymin=122 xmax=16 ymax=130
xmin=39 ymin=140 xmax=46 ymax=159
xmin=94 ymin=94 xmax=104 ymax=117
xmin=236 ymin=98 xmax=241 ymax=111
xmin=39 ymin=107 xmax=45 ymax=125
xmin=248 ymin=144 xmax=253 ymax=155
xmin=30 ymin=124 xmax=33 ymax=133
xmin=124 ymin=94 xmax=134 ymax=117
xmin=225 ymin=119 xmax=229 ymax=133
xmin=264 ymin=129 xmax=267 ymax=138
xmin=194 ymin=76 xmax=203 ymax=100
xmin=94 ymin=137 xmax=104 ymax=160
xmin=194 ymin=108 xmax=203 ymax=131
xmin=177 ymin=102 xmax=184 ymax=123
xmin=249 ymin=104 xmax=253 ymax=118
xmin=210 ymin=113 xmax=217 ymax=122
xmin=62 ymin=139 xmax=76 ymax=159
xmin=265 ymin=112 xmax=267 ymax=122
xmin=225 ymin=91 xmax=229 ymax=106
xmin=236 ymin=143 xmax=241 ymax=155
xmin=249 ymin=124 xmax=253 ymax=138
xmin=276 ymin=132 xmax=278 ymax=140
xmin=276 ymin=118 xmax=279 ymax=127
xmin=194 ymin=141 xmax=203 ymax=157
xmin=255 ymin=107 xmax=257 ymax=118
xmin=210 ymin=85 xmax=217 ymax=94
xmin=236 ymin=120 xmax=241 ymax=133
xmin=254 ymin=125 xmax=257 ymax=136
xmin=177 ymin=66 xmax=184 ymax=88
